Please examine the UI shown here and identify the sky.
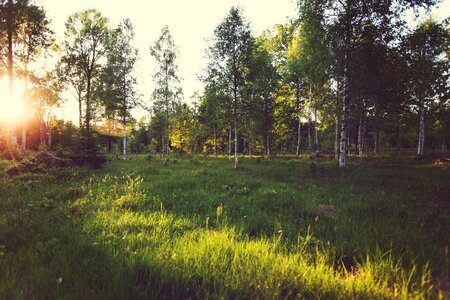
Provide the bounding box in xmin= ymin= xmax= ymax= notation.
xmin=12 ymin=0 xmax=450 ymax=123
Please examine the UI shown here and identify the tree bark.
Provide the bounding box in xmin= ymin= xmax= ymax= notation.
xmin=213 ymin=129 xmax=217 ymax=157
xmin=307 ymin=86 xmax=312 ymax=151
xmin=339 ymin=9 xmax=351 ymax=168
xmin=335 ymin=114 xmax=340 ymax=160
xmin=417 ymin=101 xmax=425 ymax=156
xmin=86 ymin=71 xmax=92 ymax=133
xmin=228 ymin=125 xmax=232 ymax=157
xmin=314 ymin=103 xmax=318 ymax=151
xmin=357 ymin=111 xmax=365 ymax=156
xmin=78 ymin=90 xmax=83 ymax=129
xmin=373 ymin=131 xmax=379 ymax=154
xmin=234 ymin=120 xmax=238 ymax=168
xmin=123 ymin=123 xmax=127 ymax=160
xmin=7 ymin=0 xmax=17 ymax=147
xmin=296 ymin=82 xmax=301 ymax=156
xmin=21 ymin=75 xmax=28 ymax=155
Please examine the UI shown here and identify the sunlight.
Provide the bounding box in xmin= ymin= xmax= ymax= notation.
xmin=0 ymin=77 xmax=26 ymax=125
xmin=0 ymin=96 xmax=25 ymax=124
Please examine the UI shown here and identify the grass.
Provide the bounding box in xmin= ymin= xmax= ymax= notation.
xmin=0 ymin=153 xmax=449 ymax=298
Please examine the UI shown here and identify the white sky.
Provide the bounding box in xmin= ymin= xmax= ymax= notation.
xmin=6 ymin=0 xmax=450 ymax=123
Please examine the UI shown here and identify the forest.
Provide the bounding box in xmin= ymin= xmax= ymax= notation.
xmin=0 ymin=0 xmax=449 ymax=298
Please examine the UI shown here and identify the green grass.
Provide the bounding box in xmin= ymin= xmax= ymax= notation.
xmin=0 ymin=154 xmax=449 ymax=298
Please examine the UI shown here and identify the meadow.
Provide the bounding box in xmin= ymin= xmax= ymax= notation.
xmin=0 ymin=154 xmax=449 ymax=299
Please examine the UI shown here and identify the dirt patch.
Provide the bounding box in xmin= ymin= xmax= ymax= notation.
xmin=317 ymin=204 xmax=337 ymax=218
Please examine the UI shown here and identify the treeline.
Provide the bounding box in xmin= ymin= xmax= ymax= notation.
xmin=0 ymin=0 xmax=448 ymax=168
xmin=146 ymin=1 xmax=449 ymax=168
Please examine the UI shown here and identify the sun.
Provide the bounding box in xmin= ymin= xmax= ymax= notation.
xmin=0 ymin=96 xmax=25 ymax=124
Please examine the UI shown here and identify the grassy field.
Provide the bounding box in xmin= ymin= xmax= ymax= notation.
xmin=0 ymin=154 xmax=449 ymax=299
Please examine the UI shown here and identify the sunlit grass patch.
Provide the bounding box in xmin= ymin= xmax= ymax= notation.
xmin=0 ymin=154 xmax=449 ymax=298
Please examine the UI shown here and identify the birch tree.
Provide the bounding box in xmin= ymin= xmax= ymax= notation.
xmin=403 ymin=19 xmax=448 ymax=156
xmin=101 ymin=19 xmax=138 ymax=160
xmin=309 ymin=0 xmax=439 ymax=167
xmin=150 ymin=25 xmax=182 ymax=156
xmin=63 ymin=9 xmax=108 ymax=135
xmin=15 ymin=2 xmax=52 ymax=154
xmin=209 ymin=7 xmax=253 ymax=169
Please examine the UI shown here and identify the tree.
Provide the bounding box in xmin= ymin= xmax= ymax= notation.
xmin=209 ymin=7 xmax=253 ymax=168
xmin=169 ymin=103 xmax=190 ymax=154
xmin=58 ymin=54 xmax=85 ymax=129
xmin=307 ymin=0 xmax=439 ymax=167
xmin=150 ymin=25 xmax=182 ymax=156
xmin=1 ymin=0 xmax=30 ymax=146
xmin=246 ymin=39 xmax=278 ymax=156
xmin=403 ymin=19 xmax=449 ymax=156
xmin=29 ymin=70 xmax=63 ymax=148
xmin=101 ymin=18 xmax=138 ymax=160
xmin=62 ymin=9 xmax=108 ymax=135
xmin=199 ymin=75 xmax=229 ymax=157
xmin=15 ymin=1 xmax=53 ymax=154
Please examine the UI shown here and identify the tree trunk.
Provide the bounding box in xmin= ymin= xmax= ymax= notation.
xmin=314 ymin=103 xmax=318 ymax=151
xmin=357 ymin=111 xmax=364 ymax=156
xmin=228 ymin=125 xmax=232 ymax=157
xmin=373 ymin=131 xmax=379 ymax=154
xmin=234 ymin=119 xmax=238 ymax=169
xmin=339 ymin=2 xmax=352 ymax=168
xmin=21 ymin=64 xmax=30 ymax=155
xmin=266 ymin=134 xmax=270 ymax=157
xmin=47 ymin=124 xmax=52 ymax=150
xmin=123 ymin=126 xmax=127 ymax=160
xmin=307 ymin=87 xmax=312 ymax=151
xmin=335 ymin=115 xmax=340 ymax=160
xmin=78 ymin=92 xmax=83 ymax=129
xmin=86 ymin=73 xmax=92 ymax=133
xmin=213 ymin=129 xmax=217 ymax=157
xmin=7 ymin=0 xmax=17 ymax=147
xmin=417 ymin=101 xmax=425 ymax=156
xmin=296 ymin=82 xmax=301 ymax=156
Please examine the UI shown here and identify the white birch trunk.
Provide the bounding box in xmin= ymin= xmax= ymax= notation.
xmin=314 ymin=104 xmax=318 ymax=151
xmin=307 ymin=90 xmax=312 ymax=151
xmin=417 ymin=102 xmax=425 ymax=156
xmin=357 ymin=112 xmax=363 ymax=156
xmin=335 ymin=117 xmax=340 ymax=160
xmin=234 ymin=119 xmax=238 ymax=169
xmin=123 ymin=127 xmax=127 ymax=160
xmin=213 ymin=129 xmax=217 ymax=157
xmin=228 ymin=125 xmax=232 ymax=157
